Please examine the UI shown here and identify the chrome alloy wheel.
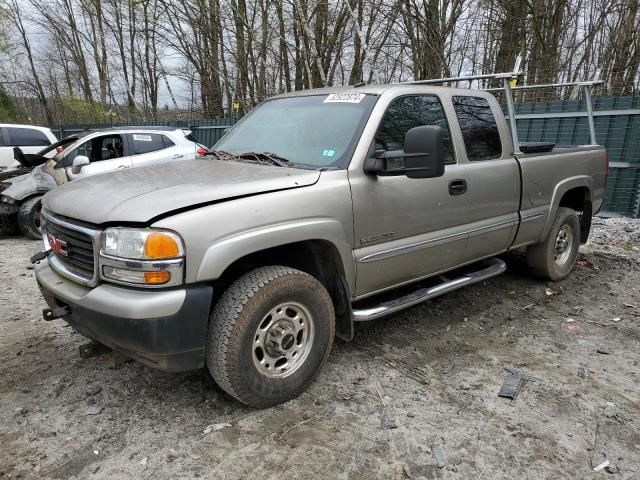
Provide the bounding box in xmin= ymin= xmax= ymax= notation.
xmin=252 ymin=302 xmax=315 ymax=378
xmin=554 ymin=224 xmax=574 ymax=266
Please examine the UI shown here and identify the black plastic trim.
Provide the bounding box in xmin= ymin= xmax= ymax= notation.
xmin=38 ymin=282 xmax=213 ymax=372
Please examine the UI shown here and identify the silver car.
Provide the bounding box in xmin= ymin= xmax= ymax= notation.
xmin=0 ymin=126 xmax=207 ymax=238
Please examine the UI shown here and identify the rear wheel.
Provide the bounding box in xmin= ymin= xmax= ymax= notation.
xmin=206 ymin=266 xmax=335 ymax=408
xmin=527 ymin=207 xmax=580 ymax=281
xmin=18 ymin=196 xmax=43 ymax=240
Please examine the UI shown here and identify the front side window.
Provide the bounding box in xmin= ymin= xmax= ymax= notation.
xmin=130 ymin=133 xmax=168 ymax=155
xmin=62 ymin=134 xmax=124 ymax=167
xmin=375 ymin=95 xmax=455 ymax=165
xmin=215 ymin=94 xmax=377 ymax=169
xmin=452 ymin=96 xmax=502 ymax=161
xmin=6 ymin=127 xmax=51 ymax=147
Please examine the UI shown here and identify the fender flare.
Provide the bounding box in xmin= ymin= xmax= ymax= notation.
xmin=539 ymin=175 xmax=592 ymax=242
xmin=195 ymin=218 xmax=355 ymax=292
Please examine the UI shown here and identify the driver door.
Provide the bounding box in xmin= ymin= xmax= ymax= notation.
xmin=351 ymin=94 xmax=469 ymax=297
xmin=64 ymin=134 xmax=132 ymax=180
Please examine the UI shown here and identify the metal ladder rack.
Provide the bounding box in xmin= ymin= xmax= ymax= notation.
xmin=398 ymin=68 xmax=603 ymax=154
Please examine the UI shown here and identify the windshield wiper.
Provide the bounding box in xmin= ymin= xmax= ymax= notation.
xmin=237 ymin=152 xmax=292 ymax=168
xmin=206 ymin=149 xmax=239 ymax=161
xmin=207 ymin=150 xmax=294 ymax=168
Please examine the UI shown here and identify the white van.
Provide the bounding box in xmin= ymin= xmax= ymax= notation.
xmin=0 ymin=124 xmax=58 ymax=169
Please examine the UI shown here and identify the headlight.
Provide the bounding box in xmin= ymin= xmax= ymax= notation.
xmin=103 ymin=228 xmax=183 ymax=259
xmin=99 ymin=228 xmax=185 ymax=287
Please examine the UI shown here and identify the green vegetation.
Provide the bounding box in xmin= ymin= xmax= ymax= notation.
xmin=0 ymin=86 xmax=19 ymax=122
xmin=57 ymin=96 xmax=110 ymax=124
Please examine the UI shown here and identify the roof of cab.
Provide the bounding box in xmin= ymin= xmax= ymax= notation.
xmin=271 ymin=83 xmax=495 ymax=99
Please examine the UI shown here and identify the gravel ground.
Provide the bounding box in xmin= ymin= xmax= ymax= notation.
xmin=1 ymin=217 xmax=639 ymax=479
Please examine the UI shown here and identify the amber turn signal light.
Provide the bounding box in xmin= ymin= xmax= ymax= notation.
xmin=143 ymin=271 xmax=171 ymax=284
xmin=144 ymin=232 xmax=181 ymax=259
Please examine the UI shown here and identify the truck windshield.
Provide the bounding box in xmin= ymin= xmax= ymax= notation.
xmin=214 ymin=93 xmax=377 ymax=169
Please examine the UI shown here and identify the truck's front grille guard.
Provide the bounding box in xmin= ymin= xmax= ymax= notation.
xmin=41 ymin=208 xmax=102 ymax=287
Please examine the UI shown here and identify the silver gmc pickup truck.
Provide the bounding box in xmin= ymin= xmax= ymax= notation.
xmin=33 ymin=84 xmax=608 ymax=407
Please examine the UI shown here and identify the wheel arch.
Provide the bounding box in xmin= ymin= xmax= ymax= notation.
xmin=542 ymin=177 xmax=593 ymax=244
xmin=207 ymin=239 xmax=354 ymax=341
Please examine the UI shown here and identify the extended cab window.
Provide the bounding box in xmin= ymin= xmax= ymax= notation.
xmin=375 ymin=95 xmax=455 ymax=164
xmin=6 ymin=127 xmax=50 ymax=146
xmin=452 ymin=96 xmax=502 ymax=161
xmin=130 ymin=133 xmax=168 ymax=154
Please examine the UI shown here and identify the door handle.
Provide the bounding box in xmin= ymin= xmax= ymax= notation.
xmin=172 ymin=154 xmax=184 ymax=159
xmin=448 ymin=179 xmax=467 ymax=195
xmin=117 ymin=165 xmax=129 ymax=169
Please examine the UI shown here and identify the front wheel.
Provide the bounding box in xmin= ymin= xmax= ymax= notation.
xmin=527 ymin=207 xmax=581 ymax=281
xmin=18 ymin=196 xmax=43 ymax=240
xmin=206 ymin=266 xmax=335 ymax=408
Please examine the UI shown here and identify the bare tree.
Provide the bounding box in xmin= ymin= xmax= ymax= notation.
xmin=1 ymin=0 xmax=639 ymax=124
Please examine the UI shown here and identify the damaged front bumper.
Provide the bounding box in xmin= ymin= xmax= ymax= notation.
xmin=35 ymin=257 xmax=212 ymax=372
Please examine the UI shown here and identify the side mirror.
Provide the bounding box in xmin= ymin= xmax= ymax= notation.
xmin=364 ymin=126 xmax=445 ymax=179
xmin=71 ymin=155 xmax=90 ymax=174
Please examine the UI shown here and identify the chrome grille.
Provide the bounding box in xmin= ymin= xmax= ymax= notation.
xmin=41 ymin=209 xmax=101 ymax=286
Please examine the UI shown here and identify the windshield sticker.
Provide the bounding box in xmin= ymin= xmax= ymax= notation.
xmin=321 ymin=149 xmax=336 ymax=157
xmin=132 ymin=134 xmax=152 ymax=142
xmin=323 ymin=93 xmax=365 ymax=104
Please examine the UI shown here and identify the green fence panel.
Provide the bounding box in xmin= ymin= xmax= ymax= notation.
xmin=508 ymin=96 xmax=640 ymax=215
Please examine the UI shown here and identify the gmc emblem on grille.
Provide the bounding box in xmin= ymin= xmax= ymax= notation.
xmin=47 ymin=233 xmax=68 ymax=257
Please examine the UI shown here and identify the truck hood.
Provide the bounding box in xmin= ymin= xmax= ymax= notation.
xmin=43 ymin=159 xmax=321 ymax=224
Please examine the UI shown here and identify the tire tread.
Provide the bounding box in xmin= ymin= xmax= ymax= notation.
xmin=206 ymin=266 xmax=334 ymax=407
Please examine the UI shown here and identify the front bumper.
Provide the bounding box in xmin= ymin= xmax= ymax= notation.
xmin=35 ymin=258 xmax=212 ymax=372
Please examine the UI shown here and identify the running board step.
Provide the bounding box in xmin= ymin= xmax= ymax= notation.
xmin=352 ymin=258 xmax=507 ymax=322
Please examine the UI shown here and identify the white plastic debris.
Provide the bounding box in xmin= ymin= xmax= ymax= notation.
xmin=593 ymin=459 xmax=610 ymax=472
xmin=203 ymin=423 xmax=232 ymax=434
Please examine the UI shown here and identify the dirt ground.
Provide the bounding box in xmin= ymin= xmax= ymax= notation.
xmin=1 ymin=218 xmax=639 ymax=479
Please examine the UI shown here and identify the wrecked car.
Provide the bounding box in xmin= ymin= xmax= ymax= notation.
xmin=33 ymin=84 xmax=607 ymax=407
xmin=1 ymin=127 xmax=207 ymax=239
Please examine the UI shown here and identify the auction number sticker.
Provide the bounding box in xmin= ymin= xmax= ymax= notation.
xmin=133 ymin=134 xmax=152 ymax=142
xmin=324 ymin=93 xmax=366 ymax=104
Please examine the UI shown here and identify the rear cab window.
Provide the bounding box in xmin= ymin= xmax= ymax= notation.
xmin=452 ymin=96 xmax=502 ymax=161
xmin=129 ymin=133 xmax=171 ymax=155
xmin=375 ymin=95 xmax=455 ymax=165
xmin=6 ymin=127 xmax=51 ymax=147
